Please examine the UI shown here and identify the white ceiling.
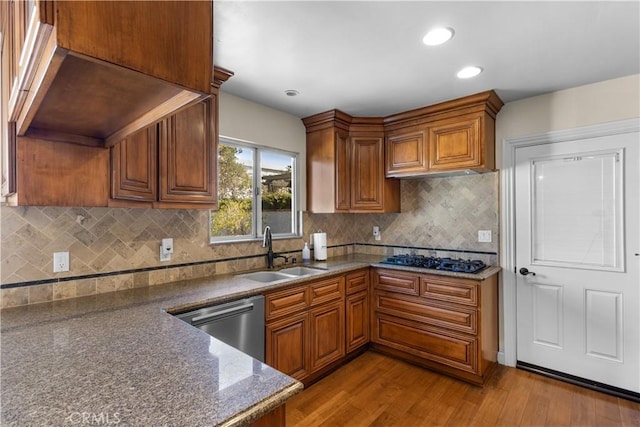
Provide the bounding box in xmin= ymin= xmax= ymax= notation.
xmin=214 ymin=1 xmax=640 ymax=119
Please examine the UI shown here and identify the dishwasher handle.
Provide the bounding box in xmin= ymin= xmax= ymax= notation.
xmin=191 ymin=303 xmax=255 ymax=325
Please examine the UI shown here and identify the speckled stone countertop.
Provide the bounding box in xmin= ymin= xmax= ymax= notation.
xmin=0 ymin=254 xmax=500 ymax=426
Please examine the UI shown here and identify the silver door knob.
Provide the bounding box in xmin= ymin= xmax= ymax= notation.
xmin=519 ymin=267 xmax=536 ymax=276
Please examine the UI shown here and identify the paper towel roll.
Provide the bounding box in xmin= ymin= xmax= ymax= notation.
xmin=313 ymin=232 xmax=327 ymax=261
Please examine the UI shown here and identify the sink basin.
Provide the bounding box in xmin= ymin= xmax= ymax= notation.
xmin=278 ymin=266 xmax=325 ymax=276
xmin=238 ymin=266 xmax=327 ymax=283
xmin=239 ymin=271 xmax=294 ymax=283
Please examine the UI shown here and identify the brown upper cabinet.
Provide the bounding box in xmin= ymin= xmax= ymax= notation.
xmin=303 ymin=111 xmax=401 ymax=213
xmin=5 ymin=0 xmax=213 ymax=147
xmin=1 ymin=0 xmax=232 ymax=208
xmin=384 ymin=91 xmax=504 ymax=177
xmin=303 ymin=91 xmax=503 ymax=212
xmin=110 ymin=70 xmax=233 ymax=209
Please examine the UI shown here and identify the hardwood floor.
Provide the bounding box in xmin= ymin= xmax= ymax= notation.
xmin=286 ymin=352 xmax=640 ymax=426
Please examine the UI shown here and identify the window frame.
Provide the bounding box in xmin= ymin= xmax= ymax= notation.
xmin=209 ymin=136 xmax=301 ymax=244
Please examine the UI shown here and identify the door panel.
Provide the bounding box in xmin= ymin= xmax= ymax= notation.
xmin=531 ymin=283 xmax=563 ymax=348
xmin=585 ymin=290 xmax=623 ymax=362
xmin=515 ymin=131 xmax=639 ymax=393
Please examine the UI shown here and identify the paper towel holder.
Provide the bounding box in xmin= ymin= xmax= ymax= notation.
xmin=312 ymin=231 xmax=327 ymax=261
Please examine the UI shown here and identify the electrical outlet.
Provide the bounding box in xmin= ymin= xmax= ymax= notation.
xmin=160 ymin=238 xmax=173 ymax=262
xmin=53 ymin=252 xmax=69 ymax=273
xmin=478 ymin=230 xmax=492 ymax=243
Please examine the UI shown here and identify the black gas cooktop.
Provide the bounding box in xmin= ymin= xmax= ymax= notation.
xmin=380 ymin=254 xmax=487 ymax=274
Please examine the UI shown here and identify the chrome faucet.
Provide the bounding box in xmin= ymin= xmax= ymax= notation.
xmin=263 ymin=225 xmax=289 ymax=269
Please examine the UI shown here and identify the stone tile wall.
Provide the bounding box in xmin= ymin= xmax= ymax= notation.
xmin=0 ymin=172 xmax=498 ymax=308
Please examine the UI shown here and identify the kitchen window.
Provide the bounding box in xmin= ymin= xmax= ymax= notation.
xmin=210 ymin=137 xmax=299 ymax=243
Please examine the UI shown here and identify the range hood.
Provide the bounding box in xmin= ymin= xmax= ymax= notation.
xmin=9 ymin=1 xmax=213 ymax=148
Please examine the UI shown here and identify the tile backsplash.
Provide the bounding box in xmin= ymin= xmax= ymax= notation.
xmin=1 ymin=172 xmax=498 ymax=308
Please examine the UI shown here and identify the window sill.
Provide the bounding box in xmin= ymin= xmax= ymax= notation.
xmin=209 ymin=233 xmax=301 ymax=246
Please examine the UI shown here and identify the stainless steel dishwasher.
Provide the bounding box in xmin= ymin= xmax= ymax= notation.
xmin=175 ymin=295 xmax=265 ymax=362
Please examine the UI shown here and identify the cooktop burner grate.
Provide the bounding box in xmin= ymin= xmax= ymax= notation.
xmin=380 ymin=254 xmax=487 ymax=274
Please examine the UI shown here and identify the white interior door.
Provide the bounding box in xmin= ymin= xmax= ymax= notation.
xmin=515 ymin=131 xmax=639 ymax=393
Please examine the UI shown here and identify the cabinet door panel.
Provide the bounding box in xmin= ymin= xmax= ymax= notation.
xmin=310 ymin=300 xmax=345 ymax=372
xmin=266 ymin=312 xmax=309 ymax=380
xmin=159 ymin=99 xmax=215 ymax=204
xmin=111 ymin=125 xmax=157 ymax=202
xmin=429 ymin=116 xmax=482 ymax=171
xmin=385 ymin=128 xmax=428 ymax=176
xmin=346 ymin=291 xmax=369 ymax=353
xmin=350 ymin=136 xmax=384 ymax=210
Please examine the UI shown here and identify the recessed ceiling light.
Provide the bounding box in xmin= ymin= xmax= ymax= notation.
xmin=422 ymin=27 xmax=454 ymax=46
xmin=457 ymin=66 xmax=483 ymax=79
xmin=284 ymin=89 xmax=299 ymax=97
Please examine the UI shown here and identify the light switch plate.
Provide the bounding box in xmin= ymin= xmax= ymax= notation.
xmin=373 ymin=226 xmax=381 ymax=241
xmin=478 ymin=230 xmax=492 ymax=243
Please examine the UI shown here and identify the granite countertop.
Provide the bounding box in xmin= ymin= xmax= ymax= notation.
xmin=0 ymin=254 xmax=500 ymax=426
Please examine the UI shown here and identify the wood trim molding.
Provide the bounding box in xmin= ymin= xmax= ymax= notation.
xmin=212 ymin=66 xmax=234 ymax=89
xmin=384 ymin=90 xmax=504 ymax=125
xmin=302 ymin=109 xmax=353 ymax=133
xmin=105 ymin=90 xmax=206 ymax=147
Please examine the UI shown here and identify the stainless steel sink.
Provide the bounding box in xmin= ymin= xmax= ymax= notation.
xmin=238 ymin=271 xmax=294 ymax=283
xmin=278 ymin=266 xmax=325 ymax=276
xmin=238 ymin=266 xmax=327 ymax=283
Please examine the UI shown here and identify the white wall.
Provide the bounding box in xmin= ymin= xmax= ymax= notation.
xmin=218 ymin=91 xmax=308 ymax=209
xmin=496 ymin=74 xmax=640 ymax=165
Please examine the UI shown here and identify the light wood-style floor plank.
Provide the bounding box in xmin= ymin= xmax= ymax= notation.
xmin=286 ymin=352 xmax=640 ymax=426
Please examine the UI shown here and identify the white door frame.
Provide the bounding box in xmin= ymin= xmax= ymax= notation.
xmin=499 ymin=117 xmax=640 ymax=367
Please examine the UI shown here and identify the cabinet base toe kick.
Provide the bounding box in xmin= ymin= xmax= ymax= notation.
xmin=370 ymin=343 xmax=496 ymax=386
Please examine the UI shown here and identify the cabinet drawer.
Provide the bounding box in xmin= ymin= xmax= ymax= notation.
xmin=309 ymin=276 xmax=345 ymax=306
xmin=374 ymin=269 xmax=419 ymax=295
xmin=265 ymin=286 xmax=309 ymax=321
xmin=420 ymin=276 xmax=478 ymax=307
xmin=374 ymin=291 xmax=477 ymax=335
xmin=373 ymin=313 xmax=477 ymax=374
xmin=346 ymin=269 xmax=369 ymax=295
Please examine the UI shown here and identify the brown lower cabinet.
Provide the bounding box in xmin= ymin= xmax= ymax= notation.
xmin=265 ymin=266 xmax=498 ymax=387
xmin=371 ymin=268 xmax=498 ymax=385
xmin=345 ymin=270 xmax=370 ymax=353
xmin=265 ymin=269 xmax=370 ymax=384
